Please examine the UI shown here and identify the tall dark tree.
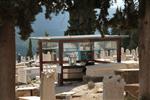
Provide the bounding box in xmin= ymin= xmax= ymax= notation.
xmin=65 ymin=0 xmax=97 ymax=35
xmin=26 ymin=39 xmax=33 ymax=59
xmin=109 ymin=2 xmax=139 ymax=50
xmin=138 ymin=0 xmax=150 ymax=99
xmin=65 ymin=0 xmax=111 ymax=36
xmin=96 ymin=0 xmax=111 ymax=37
xmin=0 ymin=1 xmax=67 ymax=100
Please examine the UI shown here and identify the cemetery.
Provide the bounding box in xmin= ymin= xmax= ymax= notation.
xmin=1 ymin=0 xmax=150 ymax=100
xmin=14 ymin=35 xmax=140 ymax=100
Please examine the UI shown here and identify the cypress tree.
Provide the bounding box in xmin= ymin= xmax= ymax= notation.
xmin=26 ymin=39 xmax=33 ymax=59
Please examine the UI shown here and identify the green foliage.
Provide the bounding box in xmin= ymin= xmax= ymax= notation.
xmin=26 ymin=39 xmax=33 ymax=58
xmin=65 ymin=0 xmax=111 ymax=36
xmin=65 ymin=0 xmax=97 ymax=35
xmin=0 ymin=0 xmax=139 ymax=49
xmin=0 ymin=0 xmax=69 ymax=40
xmin=108 ymin=2 xmax=139 ymax=49
xmin=44 ymin=31 xmax=49 ymax=37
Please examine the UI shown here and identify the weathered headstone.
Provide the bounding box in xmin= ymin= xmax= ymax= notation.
xmin=103 ymin=74 xmax=126 ymax=100
xmin=40 ymin=70 xmax=56 ymax=100
xmin=109 ymin=50 xmax=113 ymax=57
xmin=47 ymin=52 xmax=51 ymax=61
xmin=17 ymin=67 xmax=40 ymax=83
xmin=121 ymin=47 xmax=124 ymax=55
xmin=33 ymin=55 xmax=37 ymax=61
xmin=131 ymin=49 xmax=137 ymax=60
xmin=131 ymin=49 xmax=136 ymax=56
xmin=27 ymin=56 xmax=30 ymax=62
xmin=135 ymin=47 xmax=139 ymax=61
xmin=43 ymin=53 xmax=48 ymax=61
xmin=112 ymin=50 xmax=117 ymax=61
xmin=21 ymin=56 xmax=26 ymax=62
xmin=100 ymin=49 xmax=105 ymax=59
xmin=121 ymin=48 xmax=126 ymax=61
xmin=136 ymin=47 xmax=138 ymax=56
xmin=105 ymin=50 xmax=109 ymax=57
xmin=126 ymin=49 xmax=131 ymax=55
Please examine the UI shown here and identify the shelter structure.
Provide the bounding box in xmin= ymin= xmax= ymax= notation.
xmin=31 ymin=35 xmax=128 ymax=85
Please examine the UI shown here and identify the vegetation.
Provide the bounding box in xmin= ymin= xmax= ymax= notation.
xmin=65 ymin=0 xmax=139 ymax=49
xmin=26 ymin=39 xmax=33 ymax=59
xmin=44 ymin=31 xmax=49 ymax=37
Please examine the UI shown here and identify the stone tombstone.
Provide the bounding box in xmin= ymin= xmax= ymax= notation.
xmin=103 ymin=74 xmax=126 ymax=100
xmin=36 ymin=55 xmax=40 ymax=62
xmin=51 ymin=52 xmax=57 ymax=61
xmin=113 ymin=50 xmax=117 ymax=56
xmin=121 ymin=47 xmax=124 ymax=55
xmin=109 ymin=50 xmax=113 ymax=57
xmin=112 ymin=50 xmax=117 ymax=61
xmin=131 ymin=49 xmax=136 ymax=60
xmin=43 ymin=52 xmax=48 ymax=61
xmin=131 ymin=49 xmax=136 ymax=56
xmin=108 ymin=50 xmax=114 ymax=61
xmin=105 ymin=50 xmax=109 ymax=58
xmin=17 ymin=67 xmax=40 ymax=83
xmin=136 ymin=47 xmax=139 ymax=56
xmin=33 ymin=54 xmax=38 ymax=61
xmin=131 ymin=49 xmax=138 ymax=61
xmin=21 ymin=56 xmax=23 ymax=62
xmin=17 ymin=53 xmax=21 ymax=63
xmin=125 ymin=49 xmax=131 ymax=55
xmin=47 ymin=51 xmax=52 ymax=61
xmin=100 ymin=49 xmax=105 ymax=59
xmin=40 ymin=70 xmax=56 ymax=100
xmin=27 ymin=56 xmax=30 ymax=62
xmin=121 ymin=48 xmax=126 ymax=61
xmin=21 ymin=56 xmax=26 ymax=62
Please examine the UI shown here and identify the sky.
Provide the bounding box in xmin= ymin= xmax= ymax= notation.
xmin=16 ymin=9 xmax=70 ymax=55
xmin=16 ymin=0 xmax=124 ymax=55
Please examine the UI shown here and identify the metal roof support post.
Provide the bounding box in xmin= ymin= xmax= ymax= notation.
xmin=58 ymin=41 xmax=64 ymax=86
xmin=39 ymin=40 xmax=43 ymax=77
xmin=117 ymin=39 xmax=121 ymax=63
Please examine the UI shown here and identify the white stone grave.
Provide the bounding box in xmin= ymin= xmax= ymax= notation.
xmin=126 ymin=49 xmax=131 ymax=55
xmin=17 ymin=67 xmax=40 ymax=83
xmin=40 ymin=70 xmax=56 ymax=100
xmin=121 ymin=47 xmax=126 ymax=61
xmin=136 ymin=47 xmax=138 ymax=56
xmin=100 ymin=49 xmax=105 ymax=59
xmin=103 ymin=74 xmax=126 ymax=100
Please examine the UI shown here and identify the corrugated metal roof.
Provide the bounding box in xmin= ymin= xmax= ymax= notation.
xmin=30 ymin=35 xmax=128 ymax=40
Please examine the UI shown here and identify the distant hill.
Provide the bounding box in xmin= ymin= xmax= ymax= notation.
xmin=16 ymin=9 xmax=69 ymax=56
xmin=16 ymin=4 xmax=119 ymax=56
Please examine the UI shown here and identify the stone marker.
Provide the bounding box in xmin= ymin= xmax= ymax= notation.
xmin=126 ymin=49 xmax=131 ymax=55
xmin=47 ymin=52 xmax=52 ymax=61
xmin=100 ymin=49 xmax=105 ymax=59
xmin=19 ymin=96 xmax=40 ymax=100
xmin=40 ymin=69 xmax=56 ymax=100
xmin=121 ymin=47 xmax=126 ymax=61
xmin=103 ymin=74 xmax=126 ymax=100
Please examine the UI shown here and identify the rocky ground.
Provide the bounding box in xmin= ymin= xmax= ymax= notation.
xmin=55 ymin=82 xmax=103 ymax=100
xmin=16 ymin=81 xmax=103 ymax=100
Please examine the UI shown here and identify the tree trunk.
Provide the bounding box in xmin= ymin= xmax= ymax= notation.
xmin=139 ymin=0 xmax=150 ymax=100
xmin=0 ymin=20 xmax=15 ymax=100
